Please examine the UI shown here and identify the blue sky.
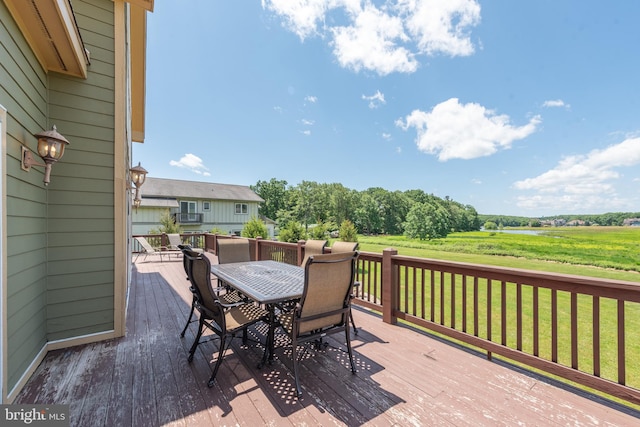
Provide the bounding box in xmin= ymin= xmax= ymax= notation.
xmin=135 ymin=0 xmax=640 ymax=217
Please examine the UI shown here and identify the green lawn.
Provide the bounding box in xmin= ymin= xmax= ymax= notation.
xmin=354 ymin=226 xmax=640 ymax=282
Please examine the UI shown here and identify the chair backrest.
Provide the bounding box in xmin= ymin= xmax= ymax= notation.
xmin=298 ymin=251 xmax=358 ymax=334
xmin=167 ymin=234 xmax=182 ymax=250
xmin=135 ymin=236 xmax=155 ymax=253
xmin=300 ymin=239 xmax=327 ymax=266
xmin=216 ymin=238 xmax=250 ymax=264
xmin=330 ymin=241 xmax=359 ymax=253
xmin=179 ymin=245 xmax=198 ymax=280
xmin=185 ymin=252 xmax=225 ymax=325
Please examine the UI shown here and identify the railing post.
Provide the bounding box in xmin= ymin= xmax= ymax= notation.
xmin=211 ymin=233 xmax=218 ymax=254
xmin=297 ymin=240 xmax=305 ymax=266
xmin=255 ymin=237 xmax=262 ymax=260
xmin=382 ymin=247 xmax=398 ymax=325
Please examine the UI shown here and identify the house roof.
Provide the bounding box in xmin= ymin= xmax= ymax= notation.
xmin=141 ymin=177 xmax=264 ymax=203
xmin=139 ymin=198 xmax=180 ymax=208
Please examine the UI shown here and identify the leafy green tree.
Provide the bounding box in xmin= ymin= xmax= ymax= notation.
xmin=403 ymin=202 xmax=450 ymax=240
xmin=354 ymin=193 xmax=382 ymax=234
xmin=484 ymin=221 xmax=498 ymax=230
xmin=379 ymin=190 xmax=410 ymax=235
xmin=290 ymin=181 xmax=314 ymax=230
xmin=328 ymin=184 xmax=356 ymax=226
xmin=210 ymin=227 xmax=226 ymax=235
xmin=339 ymin=219 xmax=358 ymax=242
xmin=278 ymin=221 xmax=306 ymax=243
xmin=251 ymin=178 xmax=289 ymax=221
xmin=242 ymin=216 xmax=268 ymax=238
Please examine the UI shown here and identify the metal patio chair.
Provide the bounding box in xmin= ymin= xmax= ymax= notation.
xmin=133 ymin=236 xmax=164 ymax=262
xmin=300 ymin=239 xmax=327 ymax=266
xmin=179 ymin=246 xmax=247 ymax=338
xmin=276 ymin=251 xmax=359 ymax=397
xmin=185 ymin=252 xmax=269 ymax=387
xmin=329 ymin=241 xmax=361 ymax=334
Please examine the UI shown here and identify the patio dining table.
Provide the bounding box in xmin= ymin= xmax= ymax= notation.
xmin=209 ymin=260 xmax=305 ymax=364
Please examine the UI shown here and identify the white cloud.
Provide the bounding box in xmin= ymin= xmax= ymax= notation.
xmin=262 ymin=0 xmax=481 ymax=75
xmin=400 ymin=0 xmax=481 ymax=56
xmin=169 ymin=154 xmax=211 ymax=176
xmin=543 ymin=99 xmax=570 ymax=109
xmin=301 ymin=119 xmax=315 ymax=125
xmin=362 ymin=90 xmax=386 ymax=108
xmin=513 ymin=138 xmax=640 ymax=212
xmin=382 ymin=132 xmax=392 ymax=140
xmin=301 ymin=129 xmax=312 ymax=136
xmin=331 ymin=5 xmax=417 ymax=75
xmin=396 ymin=98 xmax=541 ymax=160
xmin=305 ymin=95 xmax=318 ymax=103
xmin=261 ymin=0 xmax=329 ymax=40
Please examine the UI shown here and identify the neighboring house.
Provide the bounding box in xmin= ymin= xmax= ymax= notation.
xmin=1 ymin=0 xmax=153 ymax=402
xmin=133 ymin=177 xmax=270 ymax=237
xmin=623 ymin=218 xmax=640 ymax=226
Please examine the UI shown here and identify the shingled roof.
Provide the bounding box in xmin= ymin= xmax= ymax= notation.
xmin=140 ymin=177 xmax=264 ymax=202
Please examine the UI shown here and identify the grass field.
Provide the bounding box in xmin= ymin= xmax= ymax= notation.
xmin=353 ymin=226 xmax=640 ymax=283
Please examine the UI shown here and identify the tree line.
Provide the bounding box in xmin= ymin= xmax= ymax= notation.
xmin=479 ymin=212 xmax=640 ymax=227
xmin=250 ymin=178 xmax=481 ymax=241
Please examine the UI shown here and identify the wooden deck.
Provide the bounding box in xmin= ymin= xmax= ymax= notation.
xmin=15 ymin=256 xmax=640 ymax=426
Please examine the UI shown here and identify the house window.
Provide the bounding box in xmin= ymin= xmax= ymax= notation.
xmin=203 ymin=201 xmax=210 ymax=211
xmin=180 ymin=201 xmax=197 ymax=222
xmin=235 ymin=203 xmax=248 ymax=214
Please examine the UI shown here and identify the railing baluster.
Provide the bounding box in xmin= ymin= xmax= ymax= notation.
xmin=501 ymin=281 xmax=507 ymax=346
xmin=403 ymin=265 xmax=409 ymax=313
xmin=462 ymin=274 xmax=467 ymax=333
xmin=421 ymin=268 xmax=426 ymax=319
xmin=440 ymin=271 xmax=445 ymax=325
xmin=618 ymin=299 xmax=626 ymax=385
xmin=431 ymin=270 xmax=436 ymax=323
xmin=593 ymin=296 xmax=600 ymax=377
xmin=517 ymin=283 xmax=522 ymax=351
xmin=473 ymin=276 xmax=479 ymax=337
xmin=571 ymin=292 xmax=578 ymax=370
xmin=533 ymin=287 xmax=539 ymax=356
xmin=487 ymin=279 xmax=492 ymax=359
xmin=552 ymin=289 xmax=558 ymax=363
xmin=451 ymin=273 xmax=456 ymax=329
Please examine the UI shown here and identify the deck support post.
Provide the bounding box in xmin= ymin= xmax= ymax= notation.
xmin=382 ymin=247 xmax=398 ymax=324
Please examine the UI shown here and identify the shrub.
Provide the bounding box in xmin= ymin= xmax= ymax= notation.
xmin=339 ymin=220 xmax=358 ymax=242
xmin=484 ymin=221 xmax=498 ymax=230
xmin=278 ymin=221 xmax=307 ymax=243
xmin=242 ymin=216 xmax=268 ymax=239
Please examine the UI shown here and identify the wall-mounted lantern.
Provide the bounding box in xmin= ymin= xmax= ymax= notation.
xmin=130 ymin=162 xmax=148 ymax=208
xmin=21 ymin=125 xmax=70 ymax=185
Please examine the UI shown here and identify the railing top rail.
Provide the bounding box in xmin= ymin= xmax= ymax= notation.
xmin=390 ymin=253 xmax=640 ymax=299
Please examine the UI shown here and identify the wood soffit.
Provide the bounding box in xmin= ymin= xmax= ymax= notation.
xmin=5 ymin=0 xmax=89 ymax=78
xmin=5 ymin=0 xmax=153 ymax=79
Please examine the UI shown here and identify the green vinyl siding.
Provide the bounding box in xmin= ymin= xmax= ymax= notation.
xmin=45 ymin=0 xmax=116 ymax=342
xmin=1 ymin=0 xmax=50 ymax=391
